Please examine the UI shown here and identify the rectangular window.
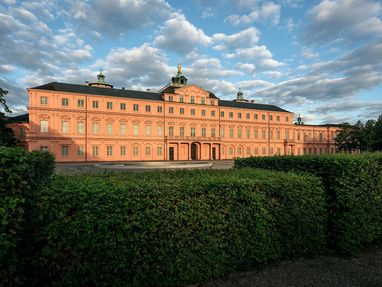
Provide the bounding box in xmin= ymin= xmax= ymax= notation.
xmin=157 ymin=146 xmax=163 ymax=155
xmin=246 ymin=129 xmax=250 ymax=139
xmin=180 ymin=126 xmax=185 ymax=137
xmin=262 ymin=147 xmax=266 ymax=155
xmin=62 ymin=98 xmax=69 ymax=106
xmin=277 ymin=131 xmax=281 ymax=140
xmin=262 ymin=130 xmax=266 ymax=139
xmin=262 ymin=114 xmax=266 ymax=120
xmin=92 ymin=100 xmax=99 ymax=108
xmin=92 ymin=146 xmax=99 ymax=156
xmin=201 ymin=98 xmax=205 ymax=105
xmin=20 ymin=128 xmax=26 ymax=140
xmin=133 ymin=146 xmax=139 ymax=156
xmin=285 ymin=131 xmax=289 ymax=140
xmin=120 ymin=146 xmax=126 ymax=156
xmin=221 ymin=127 xmax=225 ymax=138
xmin=286 ymin=116 xmax=289 ymax=122
xmin=40 ymin=120 xmax=48 ymax=133
xmin=238 ymin=128 xmax=242 ymax=138
xmin=201 ymin=110 xmax=206 ymax=116
xmin=220 ymin=111 xmax=225 ymax=117
xmin=190 ymin=96 xmax=195 ymax=103
xmin=78 ymin=99 xmax=84 ymax=108
xmin=229 ymin=147 xmax=234 ymax=156
xmin=157 ymin=126 xmax=163 ymax=137
xmin=238 ymin=113 xmax=242 ymax=119
xmin=254 ymin=147 xmax=258 ymax=155
xmin=254 ymin=114 xmax=258 ymax=120
xmin=270 ymin=131 xmax=273 ymax=139
xmin=254 ymin=130 xmax=258 ymax=139
xmin=106 ymin=123 xmax=113 ymax=136
xmin=269 ymin=115 xmax=273 ymax=121
xmin=133 ymin=104 xmax=139 ymax=111
xmin=120 ymin=103 xmax=126 ymax=110
xmin=169 ymin=107 xmax=174 ymax=114
xmin=61 ymin=145 xmax=69 ymax=156
xmin=237 ymin=147 xmax=242 ymax=156
xmin=191 ymin=127 xmax=196 ymax=137
xmin=40 ymin=146 xmax=48 ymax=151
xmin=40 ymin=96 xmax=48 ymax=105
xmin=180 ymin=108 xmax=184 ymax=114
xmin=168 ymin=95 xmax=173 ymax=102
xmin=229 ymin=128 xmax=234 ymax=139
xmin=276 ymin=115 xmax=280 ymax=122
xmin=211 ymin=110 xmax=215 ymax=116
xmin=107 ymin=146 xmax=113 ymax=156
xmin=246 ymin=147 xmax=251 ymax=156
xmin=77 ymin=146 xmax=85 ymax=156
xmin=211 ymin=128 xmax=216 ymax=138
xmin=133 ymin=124 xmax=139 ymax=136
xmin=145 ymin=125 xmax=151 ymax=136
xmin=229 ymin=112 xmax=233 ymax=118
xmin=120 ymin=124 xmax=126 ymax=136
xmin=77 ymin=122 xmax=84 ymax=134
xmin=168 ymin=126 xmax=174 ymax=136
xmin=145 ymin=146 xmax=151 ymax=156
xmin=157 ymin=106 xmax=162 ymax=113
xmin=107 ymin=102 xmax=113 ymax=109
xmin=92 ymin=122 xmax=99 ymax=134
xmin=201 ymin=127 xmax=206 ymax=137
xmin=246 ymin=113 xmax=250 ymax=119
xmin=62 ymin=121 xmax=69 ymax=134
xmin=145 ymin=105 xmax=151 ymax=112
xmin=270 ymin=147 xmax=274 ymax=155
xmin=191 ymin=109 xmax=195 ymax=115
xmin=210 ymin=100 xmax=214 ymax=106
xmin=180 ymin=96 xmax=184 ymax=103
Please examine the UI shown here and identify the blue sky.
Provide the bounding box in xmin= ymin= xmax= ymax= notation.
xmin=1 ymin=0 xmax=381 ymax=124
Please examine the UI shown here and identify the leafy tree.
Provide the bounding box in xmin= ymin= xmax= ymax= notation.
xmin=374 ymin=115 xmax=382 ymax=151
xmin=335 ymin=123 xmax=358 ymax=152
xmin=0 ymin=87 xmax=17 ymax=146
xmin=0 ymin=87 xmax=11 ymax=113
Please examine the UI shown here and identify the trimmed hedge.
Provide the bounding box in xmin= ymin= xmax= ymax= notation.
xmin=235 ymin=153 xmax=382 ymax=254
xmin=29 ymin=169 xmax=326 ymax=286
xmin=0 ymin=147 xmax=55 ymax=286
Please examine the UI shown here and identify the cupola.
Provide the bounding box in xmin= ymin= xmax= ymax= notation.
xmin=88 ymin=70 xmax=113 ymax=88
xmin=233 ymin=89 xmax=249 ymax=103
xmin=171 ymin=64 xmax=188 ymax=87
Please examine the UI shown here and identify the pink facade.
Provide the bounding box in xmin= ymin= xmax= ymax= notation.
xmin=17 ymin=70 xmax=340 ymax=162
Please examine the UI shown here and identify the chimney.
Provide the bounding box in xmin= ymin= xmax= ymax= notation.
xmin=121 ymin=87 xmax=125 ymax=90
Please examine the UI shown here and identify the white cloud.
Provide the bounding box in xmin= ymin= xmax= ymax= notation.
xmin=212 ymin=27 xmax=259 ymax=51
xmin=226 ymin=2 xmax=281 ymax=26
xmin=225 ymin=45 xmax=273 ymax=60
xmin=235 ymin=63 xmax=256 ymax=75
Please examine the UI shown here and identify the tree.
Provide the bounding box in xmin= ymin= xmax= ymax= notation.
xmin=335 ymin=123 xmax=357 ymax=152
xmin=0 ymin=87 xmax=17 ymax=146
xmin=374 ymin=115 xmax=382 ymax=151
xmin=0 ymin=87 xmax=11 ymax=113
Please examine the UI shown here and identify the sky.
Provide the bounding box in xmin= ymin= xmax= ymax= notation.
xmin=0 ymin=0 xmax=382 ymax=124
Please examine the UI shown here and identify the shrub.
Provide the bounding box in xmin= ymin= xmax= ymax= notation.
xmin=30 ymin=169 xmax=326 ymax=286
xmin=235 ymin=153 xmax=382 ymax=254
xmin=0 ymin=147 xmax=55 ymax=286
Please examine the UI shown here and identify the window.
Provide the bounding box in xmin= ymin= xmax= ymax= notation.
xmin=276 ymin=115 xmax=280 ymax=122
xmin=190 ymin=96 xmax=195 ymax=103
xmin=254 ymin=114 xmax=258 ymax=120
xmin=254 ymin=147 xmax=258 ymax=155
xmin=254 ymin=130 xmax=258 ymax=139
xmin=262 ymin=114 xmax=266 ymax=120
xmin=107 ymin=146 xmax=113 ymax=156
xmin=201 ymin=127 xmax=206 ymax=138
xmin=145 ymin=125 xmax=151 ymax=136
xmin=180 ymin=108 xmax=184 ymax=114
xmin=229 ymin=128 xmax=234 ymax=139
xmin=246 ymin=113 xmax=250 ymax=119
xmin=40 ymin=96 xmax=48 ymax=105
xmin=262 ymin=147 xmax=266 ymax=155
xmin=120 ymin=146 xmax=126 ymax=156
xmin=145 ymin=146 xmax=151 ymax=156
xmin=145 ymin=105 xmax=151 ymax=112
xmin=157 ymin=126 xmax=163 ymax=136
xmin=269 ymin=115 xmax=273 ymax=121
xmin=157 ymin=106 xmax=162 ymax=113
xmin=221 ymin=127 xmax=225 ymax=138
xmin=286 ymin=116 xmax=289 ymax=122
xmin=62 ymin=98 xmax=69 ymax=106
xmin=77 ymin=146 xmax=85 ymax=156
xmin=229 ymin=112 xmax=233 ymax=118
xmin=270 ymin=147 xmax=274 ymax=155
xmin=180 ymin=127 xmax=184 ymax=137
xmin=92 ymin=122 xmax=99 ymax=134
xmin=211 ymin=128 xmax=216 ymax=138
xmin=262 ymin=130 xmax=266 ymax=139
xmin=270 ymin=131 xmax=273 ymax=140
xmin=210 ymin=100 xmax=214 ymax=106
xmin=191 ymin=109 xmax=195 ymax=115
xmin=211 ymin=110 xmax=215 ymax=116
xmin=298 ymin=132 xmax=301 ymax=140
xmin=62 ymin=121 xmax=69 ymax=134
xmin=20 ymin=128 xmax=26 ymax=140
xmin=180 ymin=96 xmax=184 ymax=103
xmin=238 ymin=128 xmax=242 ymax=138
xmin=246 ymin=129 xmax=250 ymax=139
xmin=168 ymin=126 xmax=174 ymax=136
xmin=168 ymin=95 xmax=173 ymax=102
xmin=92 ymin=146 xmax=99 ymax=156
xmin=120 ymin=123 xmax=126 ymax=136
xmin=92 ymin=101 xmax=99 ymax=108
xmin=77 ymin=122 xmax=84 ymax=134
xmin=201 ymin=110 xmax=206 ymax=116
xmin=106 ymin=123 xmax=113 ymax=136
xmin=40 ymin=146 xmax=48 ymax=151
xmin=277 ymin=131 xmax=281 ymax=140
xmin=237 ymin=147 xmax=242 ymax=156
xmin=221 ymin=147 xmax=225 ymax=156
xmin=285 ymin=131 xmax=289 ymax=140
xmin=238 ymin=113 xmax=242 ymax=119
xmin=277 ymin=147 xmax=281 ymax=155
xmin=133 ymin=124 xmax=139 ymax=136
xmin=157 ymin=146 xmax=163 ymax=155
xmin=78 ymin=99 xmax=84 ymax=108
xmin=169 ymin=107 xmax=174 ymax=114
xmin=201 ymin=98 xmax=205 ymax=104
xmin=120 ymin=103 xmax=126 ymax=110
xmin=246 ymin=147 xmax=251 ymax=156
xmin=229 ymin=147 xmax=234 ymax=156
xmin=133 ymin=146 xmax=139 ymax=156
xmin=133 ymin=104 xmax=139 ymax=111
xmin=40 ymin=120 xmax=48 ymax=133
xmin=61 ymin=145 xmax=69 ymax=156
xmin=221 ymin=111 xmax=225 ymax=117
xmin=191 ymin=127 xmax=196 ymax=137
xmin=107 ymin=102 xmax=113 ymax=109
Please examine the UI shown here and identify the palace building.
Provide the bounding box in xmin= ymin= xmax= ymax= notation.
xmin=7 ymin=66 xmax=340 ymax=162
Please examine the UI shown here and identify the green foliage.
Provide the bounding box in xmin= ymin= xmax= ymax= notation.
xmin=29 ymin=169 xmax=326 ymax=286
xmin=0 ymin=112 xmax=17 ymax=147
xmin=0 ymin=147 xmax=55 ymax=286
xmin=235 ymin=153 xmax=382 ymax=254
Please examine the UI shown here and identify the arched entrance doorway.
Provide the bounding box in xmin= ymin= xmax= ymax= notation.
xmin=191 ymin=143 xmax=198 ymax=160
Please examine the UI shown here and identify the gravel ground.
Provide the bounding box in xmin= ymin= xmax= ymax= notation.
xmin=196 ymin=246 xmax=382 ymax=287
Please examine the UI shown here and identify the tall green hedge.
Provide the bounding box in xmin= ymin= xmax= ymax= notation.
xmin=235 ymin=153 xmax=382 ymax=254
xmin=0 ymin=147 xmax=55 ymax=286
xmin=29 ymin=169 xmax=326 ymax=286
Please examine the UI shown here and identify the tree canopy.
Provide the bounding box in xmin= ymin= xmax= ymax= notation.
xmin=0 ymin=87 xmax=17 ymax=147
